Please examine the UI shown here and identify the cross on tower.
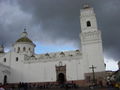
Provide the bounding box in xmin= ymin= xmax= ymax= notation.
xmin=89 ymin=65 xmax=96 ymax=84
xmin=24 ymin=28 xmax=26 ymax=32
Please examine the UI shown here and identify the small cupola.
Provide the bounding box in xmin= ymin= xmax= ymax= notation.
xmin=16 ymin=28 xmax=33 ymax=43
xmin=0 ymin=45 xmax=4 ymax=53
xmin=13 ymin=28 xmax=36 ymax=56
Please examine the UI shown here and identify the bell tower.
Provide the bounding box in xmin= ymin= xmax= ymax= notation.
xmin=80 ymin=5 xmax=98 ymax=33
xmin=80 ymin=5 xmax=105 ymax=73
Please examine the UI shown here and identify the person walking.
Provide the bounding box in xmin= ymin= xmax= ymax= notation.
xmin=0 ymin=85 xmax=5 ymax=90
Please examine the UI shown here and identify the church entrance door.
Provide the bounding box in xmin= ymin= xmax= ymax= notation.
xmin=58 ymin=73 xmax=65 ymax=84
xmin=3 ymin=75 xmax=7 ymax=85
xmin=56 ymin=61 xmax=66 ymax=84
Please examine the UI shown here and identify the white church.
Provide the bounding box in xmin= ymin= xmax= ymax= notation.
xmin=0 ymin=5 xmax=105 ymax=85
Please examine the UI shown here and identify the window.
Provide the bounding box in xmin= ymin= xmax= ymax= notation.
xmin=87 ymin=21 xmax=91 ymax=27
xmin=17 ymin=47 xmax=20 ymax=53
xmin=4 ymin=58 xmax=6 ymax=62
xmin=16 ymin=57 xmax=18 ymax=62
xmin=29 ymin=48 xmax=31 ymax=51
xmin=23 ymin=47 xmax=26 ymax=51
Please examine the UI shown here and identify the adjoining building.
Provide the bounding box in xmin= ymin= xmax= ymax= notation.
xmin=109 ymin=61 xmax=120 ymax=82
xmin=0 ymin=5 xmax=105 ymax=86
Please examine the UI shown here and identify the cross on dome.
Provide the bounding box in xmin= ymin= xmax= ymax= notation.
xmin=21 ymin=28 xmax=28 ymax=37
xmin=24 ymin=28 xmax=26 ymax=33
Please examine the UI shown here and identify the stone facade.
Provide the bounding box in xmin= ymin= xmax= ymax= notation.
xmin=0 ymin=6 xmax=105 ymax=85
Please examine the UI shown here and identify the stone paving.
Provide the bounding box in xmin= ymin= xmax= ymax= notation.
xmin=6 ymin=87 xmax=117 ymax=90
xmin=28 ymin=88 xmax=116 ymax=90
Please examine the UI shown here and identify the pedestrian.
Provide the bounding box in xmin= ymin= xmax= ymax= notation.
xmin=0 ymin=85 xmax=5 ymax=90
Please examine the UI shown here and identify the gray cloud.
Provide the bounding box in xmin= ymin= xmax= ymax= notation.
xmin=0 ymin=0 xmax=120 ymax=60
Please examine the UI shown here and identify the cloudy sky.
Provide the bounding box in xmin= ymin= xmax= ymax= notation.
xmin=0 ymin=0 xmax=120 ymax=70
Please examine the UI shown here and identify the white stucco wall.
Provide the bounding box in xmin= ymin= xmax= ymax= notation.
xmin=8 ymin=50 xmax=85 ymax=83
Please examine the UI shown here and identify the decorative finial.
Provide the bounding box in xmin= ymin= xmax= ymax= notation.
xmin=21 ymin=27 xmax=28 ymax=37
xmin=24 ymin=26 xmax=27 ymax=32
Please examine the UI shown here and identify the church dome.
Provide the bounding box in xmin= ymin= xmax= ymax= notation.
xmin=14 ymin=29 xmax=35 ymax=56
xmin=16 ymin=37 xmax=33 ymax=43
xmin=16 ymin=29 xmax=33 ymax=43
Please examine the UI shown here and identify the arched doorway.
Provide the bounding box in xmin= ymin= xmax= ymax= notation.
xmin=3 ymin=75 xmax=7 ymax=85
xmin=58 ymin=73 xmax=65 ymax=84
xmin=56 ymin=61 xmax=66 ymax=84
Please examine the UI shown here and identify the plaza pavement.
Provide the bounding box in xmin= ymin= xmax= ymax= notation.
xmin=9 ymin=87 xmax=117 ymax=90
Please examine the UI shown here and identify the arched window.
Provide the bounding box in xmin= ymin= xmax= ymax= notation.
xmin=16 ymin=57 xmax=18 ymax=62
xmin=17 ymin=47 xmax=20 ymax=53
xmin=29 ymin=48 xmax=31 ymax=51
xmin=23 ymin=47 xmax=26 ymax=51
xmin=87 ymin=21 xmax=91 ymax=27
xmin=4 ymin=58 xmax=6 ymax=62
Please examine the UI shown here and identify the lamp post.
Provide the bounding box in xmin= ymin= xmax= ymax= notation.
xmin=89 ymin=65 xmax=96 ymax=85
